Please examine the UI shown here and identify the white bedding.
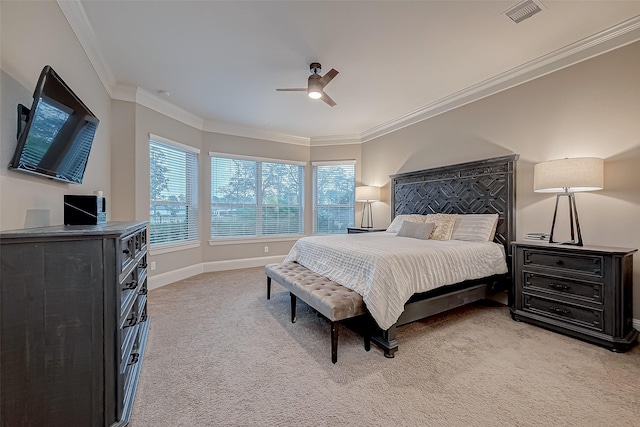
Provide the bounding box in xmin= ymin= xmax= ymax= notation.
xmin=284 ymin=233 xmax=508 ymax=330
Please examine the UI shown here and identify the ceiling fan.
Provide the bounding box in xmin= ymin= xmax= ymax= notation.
xmin=276 ymin=62 xmax=339 ymax=107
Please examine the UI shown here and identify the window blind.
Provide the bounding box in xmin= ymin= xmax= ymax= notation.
xmin=149 ymin=138 xmax=199 ymax=246
xmin=312 ymin=162 xmax=355 ymax=234
xmin=211 ymin=155 xmax=304 ymax=239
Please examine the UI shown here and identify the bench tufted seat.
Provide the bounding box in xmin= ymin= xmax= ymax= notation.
xmin=265 ymin=262 xmax=370 ymax=363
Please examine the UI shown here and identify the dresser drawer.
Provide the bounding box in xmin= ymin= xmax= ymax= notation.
xmin=133 ymin=230 xmax=146 ymax=257
xmin=523 ymin=249 xmax=603 ymax=276
xmin=523 ymin=294 xmax=604 ymax=332
xmin=120 ymin=236 xmax=136 ymax=272
xmin=120 ymin=267 xmax=140 ymax=317
xmin=523 ymin=272 xmax=603 ymax=304
xmin=120 ymin=323 xmax=139 ymax=374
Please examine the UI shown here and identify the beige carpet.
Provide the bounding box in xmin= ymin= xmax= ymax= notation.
xmin=130 ymin=267 xmax=640 ymax=427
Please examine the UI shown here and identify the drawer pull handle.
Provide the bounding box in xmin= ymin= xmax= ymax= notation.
xmin=548 ymin=283 xmax=571 ymax=291
xmin=138 ymin=287 xmax=148 ymax=296
xmin=548 ymin=306 xmax=570 ymax=315
xmin=593 ymin=260 xmax=601 ymax=274
xmin=124 ymin=313 xmax=138 ymax=328
xmin=555 ymin=260 xmax=564 ymax=265
xmin=128 ymin=352 xmax=140 ymax=366
xmin=123 ymin=248 xmax=131 ymax=255
xmin=123 ymin=280 xmax=138 ymax=290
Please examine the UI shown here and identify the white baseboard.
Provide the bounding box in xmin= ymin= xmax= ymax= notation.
xmin=202 ymin=255 xmax=286 ymax=273
xmin=148 ymin=263 xmax=204 ymax=290
xmin=148 ymin=255 xmax=286 ymax=290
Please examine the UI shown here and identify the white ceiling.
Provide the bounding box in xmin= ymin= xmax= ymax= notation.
xmin=74 ymin=1 xmax=640 ymax=144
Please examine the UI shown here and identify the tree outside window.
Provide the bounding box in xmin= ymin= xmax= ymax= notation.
xmin=313 ymin=162 xmax=355 ymax=234
xmin=149 ymin=138 xmax=199 ymax=246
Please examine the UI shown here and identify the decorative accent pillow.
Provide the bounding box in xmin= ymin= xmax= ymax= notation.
xmin=396 ymin=221 xmax=435 ymax=240
xmin=451 ymin=214 xmax=499 ymax=242
xmin=386 ymin=214 xmax=426 ymax=233
xmin=424 ymin=213 xmax=457 ymax=240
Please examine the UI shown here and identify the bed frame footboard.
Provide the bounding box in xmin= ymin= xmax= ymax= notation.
xmin=370 ymin=274 xmax=508 ymax=357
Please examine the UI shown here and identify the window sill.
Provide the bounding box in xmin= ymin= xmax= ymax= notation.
xmin=150 ymin=241 xmax=201 ymax=255
xmin=208 ymin=235 xmax=303 ymax=246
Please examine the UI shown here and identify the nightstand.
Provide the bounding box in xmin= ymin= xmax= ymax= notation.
xmin=511 ymin=241 xmax=638 ymax=352
xmin=347 ymin=227 xmax=386 ymax=234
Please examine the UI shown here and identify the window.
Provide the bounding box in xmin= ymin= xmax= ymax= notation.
xmin=313 ymin=161 xmax=355 ymax=234
xmin=149 ymin=135 xmax=199 ymax=247
xmin=210 ymin=153 xmax=304 ymax=239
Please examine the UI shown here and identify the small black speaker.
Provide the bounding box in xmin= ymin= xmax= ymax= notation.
xmin=64 ymin=195 xmax=106 ymax=225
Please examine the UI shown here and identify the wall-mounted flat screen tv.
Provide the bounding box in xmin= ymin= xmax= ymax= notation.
xmin=9 ymin=65 xmax=99 ymax=184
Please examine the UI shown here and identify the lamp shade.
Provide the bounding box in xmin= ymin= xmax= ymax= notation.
xmin=355 ymin=186 xmax=380 ymax=202
xmin=534 ymin=157 xmax=604 ymax=193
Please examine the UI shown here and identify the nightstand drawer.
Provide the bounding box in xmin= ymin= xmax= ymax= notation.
xmin=523 ymin=249 xmax=603 ymax=277
xmin=523 ymin=294 xmax=604 ymax=332
xmin=523 ymin=272 xmax=603 ymax=304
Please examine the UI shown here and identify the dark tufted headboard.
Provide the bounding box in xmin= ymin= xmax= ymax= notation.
xmin=390 ymin=154 xmax=518 ymax=260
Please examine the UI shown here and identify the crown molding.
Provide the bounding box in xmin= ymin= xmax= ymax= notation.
xmin=57 ymin=0 xmax=116 ymax=97
xmin=203 ymin=120 xmax=310 ymax=146
xmin=59 ymin=0 xmax=640 ymax=147
xmin=111 ymin=83 xmax=137 ymax=102
xmin=111 ymin=84 xmax=205 ymax=130
xmin=310 ymin=134 xmax=362 ymax=146
xmin=111 ymin=82 xmax=309 ymax=145
xmin=136 ymin=87 xmax=205 ymax=130
xmin=360 ymin=15 xmax=640 ymax=143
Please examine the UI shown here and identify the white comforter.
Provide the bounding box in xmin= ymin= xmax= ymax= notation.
xmin=284 ymin=233 xmax=508 ymax=330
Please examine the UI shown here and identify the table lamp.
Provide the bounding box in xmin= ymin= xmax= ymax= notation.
xmin=355 ymin=186 xmax=381 ymax=229
xmin=533 ymin=157 xmax=604 ymax=246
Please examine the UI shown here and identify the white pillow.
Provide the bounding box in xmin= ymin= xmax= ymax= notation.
xmin=451 ymin=214 xmax=499 ymax=242
xmin=396 ymin=221 xmax=435 ymax=240
xmin=386 ymin=214 xmax=426 ymax=233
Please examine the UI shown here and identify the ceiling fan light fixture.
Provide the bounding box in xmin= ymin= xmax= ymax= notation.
xmin=276 ymin=62 xmax=338 ymax=106
xmin=307 ymin=77 xmax=323 ymax=99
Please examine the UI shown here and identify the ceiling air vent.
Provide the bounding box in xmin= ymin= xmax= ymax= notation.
xmin=503 ymin=0 xmax=544 ymax=23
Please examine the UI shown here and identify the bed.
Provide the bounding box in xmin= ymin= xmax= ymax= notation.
xmin=288 ymin=154 xmax=518 ymax=357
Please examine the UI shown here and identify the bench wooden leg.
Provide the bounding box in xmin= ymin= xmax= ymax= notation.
xmin=266 ymin=277 xmax=271 ymax=300
xmin=290 ymin=292 xmax=297 ymax=323
xmin=364 ymin=329 xmax=371 ymax=352
xmin=331 ymin=321 xmax=338 ymax=364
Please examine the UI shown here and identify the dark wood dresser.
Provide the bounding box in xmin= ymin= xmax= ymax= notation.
xmin=0 ymin=221 xmax=149 ymax=426
xmin=511 ymin=241 xmax=638 ymax=352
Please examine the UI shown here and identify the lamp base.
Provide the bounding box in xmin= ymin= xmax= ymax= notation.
xmin=558 ymin=241 xmax=582 ymax=246
xmin=360 ymin=201 xmax=374 ymax=229
xmin=549 ymin=192 xmax=583 ymax=247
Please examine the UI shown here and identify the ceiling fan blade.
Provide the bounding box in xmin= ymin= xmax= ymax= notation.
xmin=321 ymin=91 xmax=336 ymax=107
xmin=275 ymin=88 xmax=306 ymax=92
xmin=319 ymin=69 xmax=339 ymax=86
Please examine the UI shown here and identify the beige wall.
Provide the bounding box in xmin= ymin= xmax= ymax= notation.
xmin=111 ymin=100 xmax=136 ymax=221
xmin=362 ymin=42 xmax=640 ymax=315
xmin=0 ymin=1 xmax=112 ymax=231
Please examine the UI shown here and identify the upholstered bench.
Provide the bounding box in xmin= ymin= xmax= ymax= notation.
xmin=265 ymin=262 xmax=370 ymax=363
